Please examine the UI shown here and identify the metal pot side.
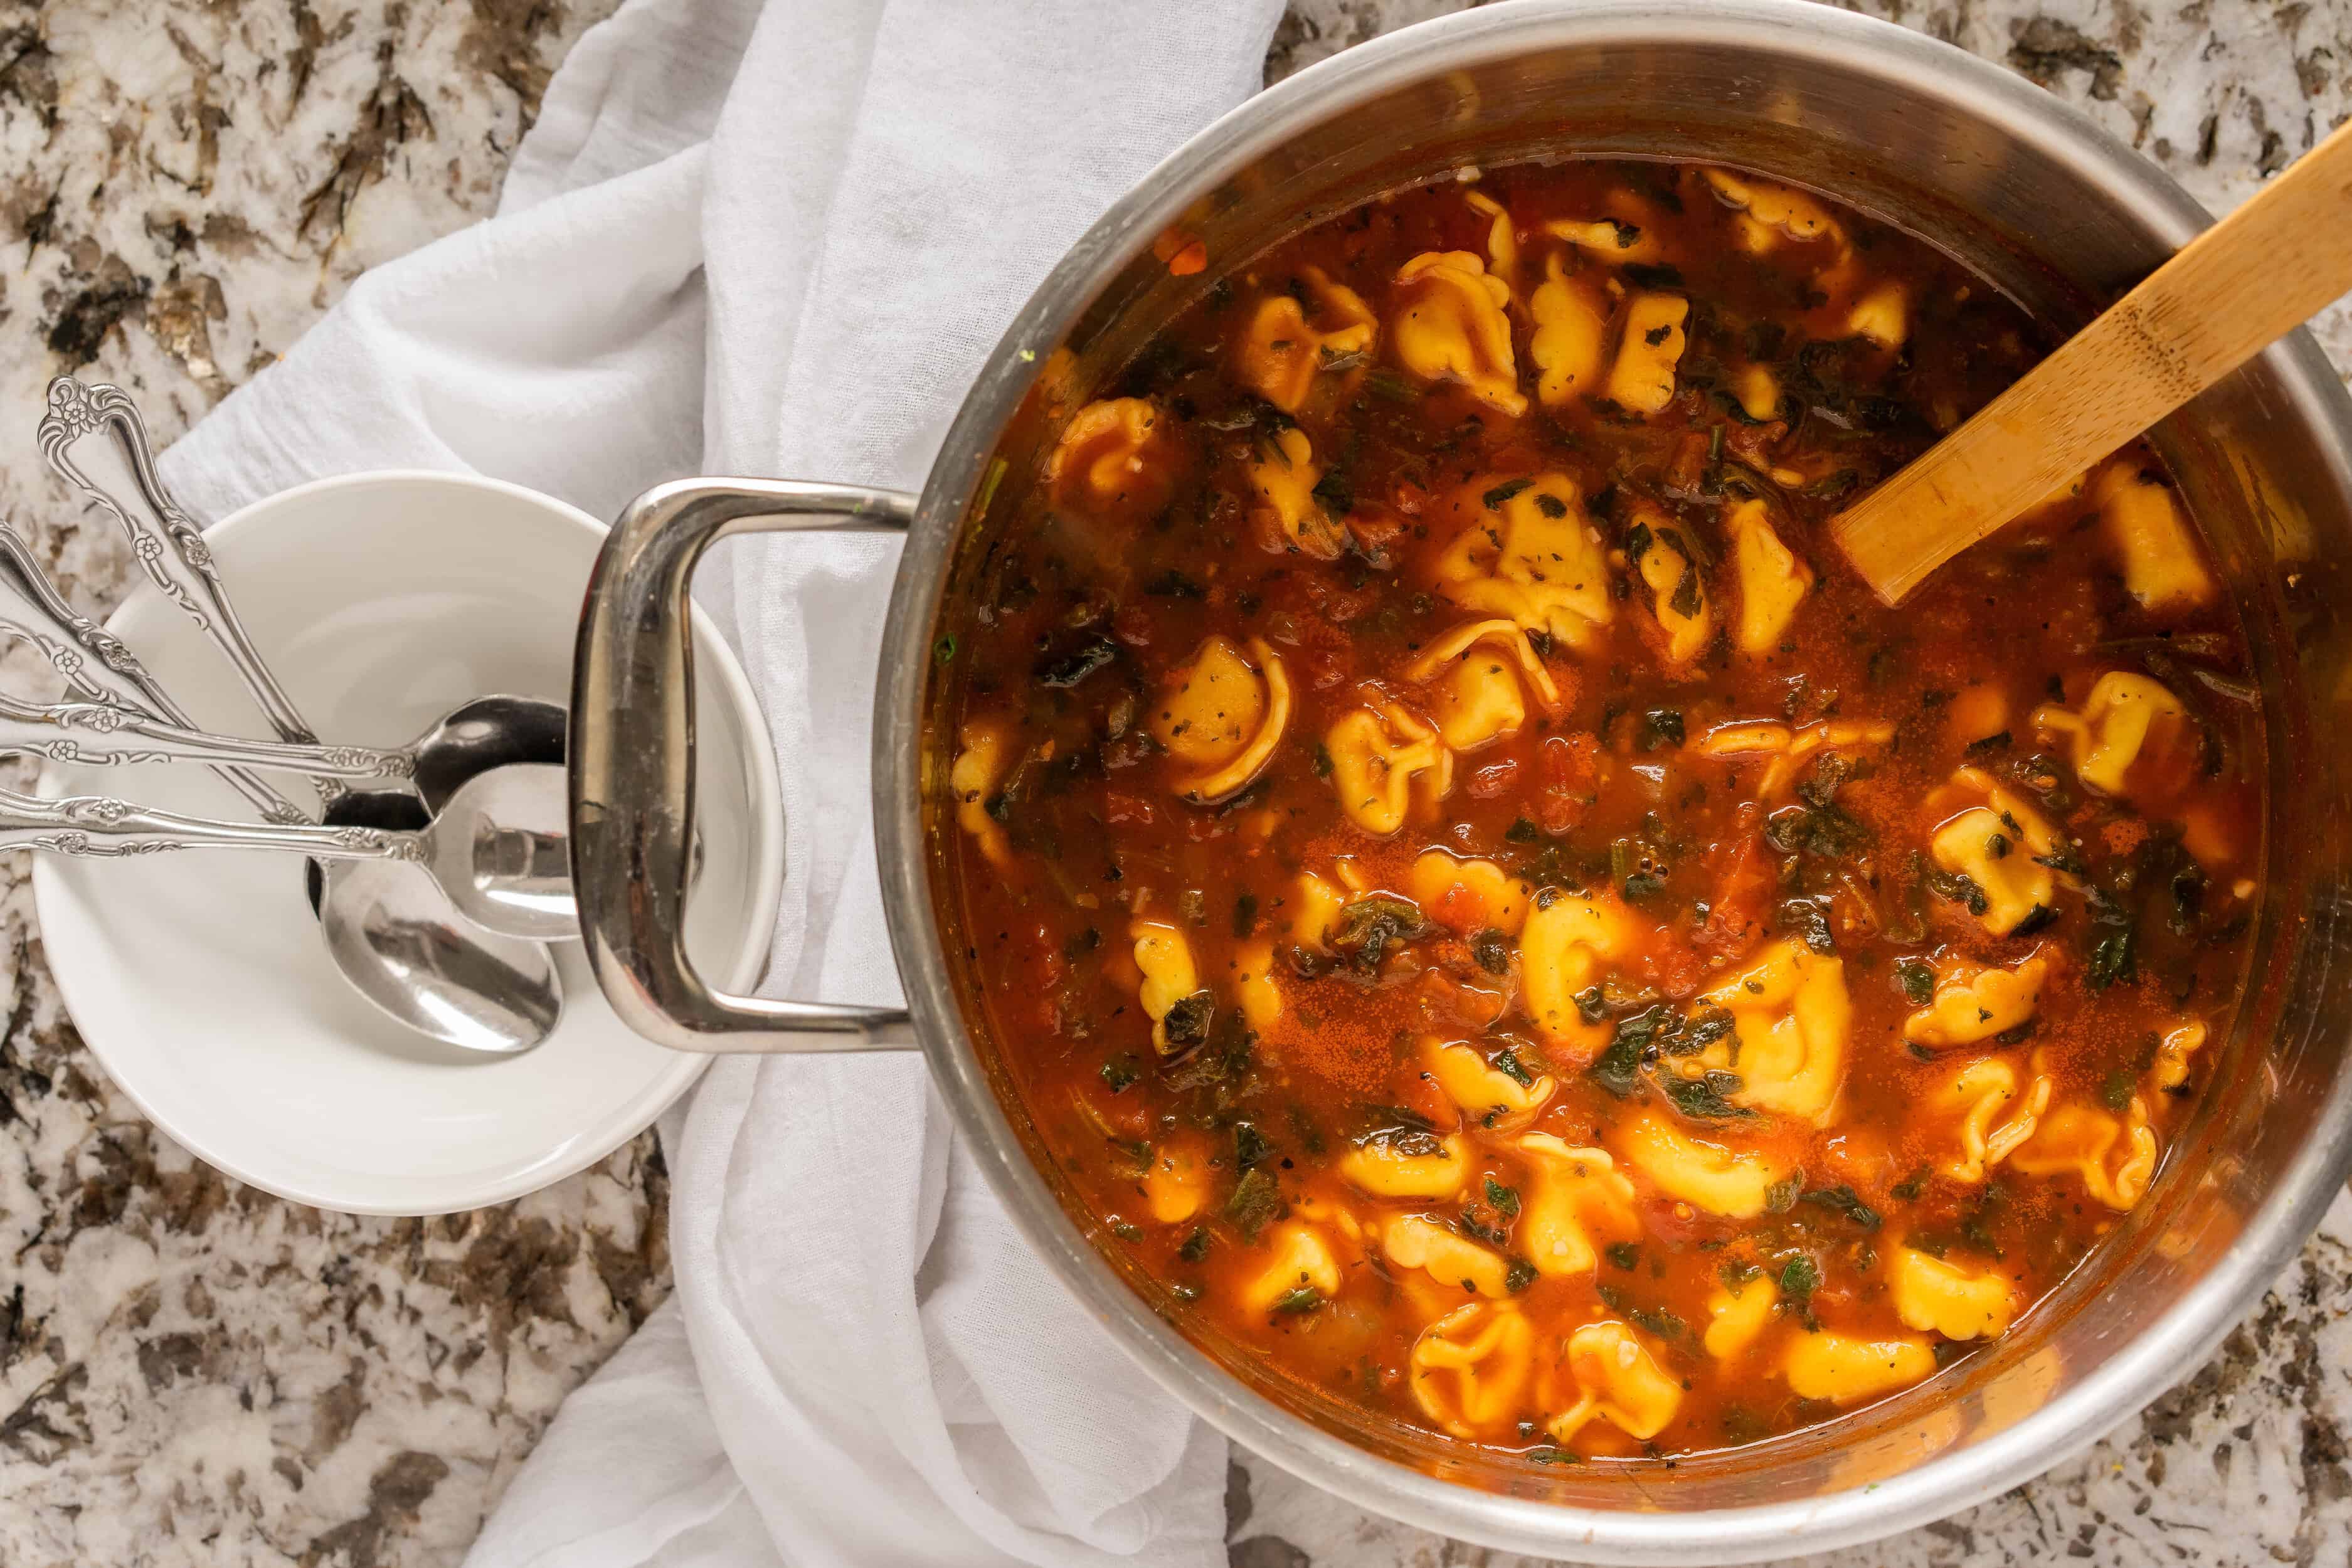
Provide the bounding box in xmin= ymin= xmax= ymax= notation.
xmin=856 ymin=2 xmax=2352 ymax=1558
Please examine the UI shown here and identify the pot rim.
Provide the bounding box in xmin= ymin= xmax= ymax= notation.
xmin=872 ymin=1 xmax=2352 ymax=1556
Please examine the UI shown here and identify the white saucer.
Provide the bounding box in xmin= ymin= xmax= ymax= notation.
xmin=29 ymin=470 xmax=780 ymax=1215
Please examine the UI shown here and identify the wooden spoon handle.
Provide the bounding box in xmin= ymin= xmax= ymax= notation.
xmin=1831 ymin=115 xmax=2352 ymax=605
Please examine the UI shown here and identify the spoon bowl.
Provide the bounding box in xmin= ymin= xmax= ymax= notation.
xmin=408 ymin=694 xmax=568 ymax=813
xmin=304 ymin=788 xmax=563 ymax=1053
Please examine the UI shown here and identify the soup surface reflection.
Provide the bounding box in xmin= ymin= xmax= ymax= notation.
xmin=937 ymin=158 xmax=2261 ymax=1462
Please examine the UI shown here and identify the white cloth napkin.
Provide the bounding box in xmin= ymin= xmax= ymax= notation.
xmin=157 ymin=1 xmax=1288 ymax=1564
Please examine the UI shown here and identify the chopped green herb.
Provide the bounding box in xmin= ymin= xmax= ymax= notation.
xmin=1504 ymin=1259 xmax=1539 ymax=1295
xmin=1801 ymin=1185 xmax=1883 ymax=1231
xmin=1272 ymin=1286 xmax=1324 ymax=1315
xmin=1036 ymin=636 xmax=1118 ymax=688
xmin=1472 ymin=929 xmax=1512 ymax=976
xmin=2087 ymin=928 xmax=2138 ymax=992
xmin=1896 ymin=957 xmax=1936 ymax=1007
xmin=1607 ymin=1241 xmax=1641 ymax=1270
xmin=1664 ymin=1070 xmax=1755 ymax=1120
xmin=1493 ymin=1047 xmax=1535 ymax=1089
xmin=1159 ymin=990 xmax=1215 ymax=1052
xmin=1481 ymin=477 xmax=1533 ymax=510
xmin=1178 ymin=1228 xmax=1212 ymax=1263
xmin=1226 ymin=1167 xmax=1284 ymax=1240
xmin=1099 ymin=1056 xmax=1139 ymax=1093
xmin=1484 ymin=1177 xmax=1522 ymax=1219
xmin=1764 ymin=1173 xmax=1803 ymax=1214
xmin=1233 ymin=893 xmax=1260 ymax=939
xmin=933 ymin=634 xmax=957 ymax=665
xmin=1779 ymin=1254 xmax=1821 ymax=1301
xmin=1640 ymin=708 xmax=1687 ymax=750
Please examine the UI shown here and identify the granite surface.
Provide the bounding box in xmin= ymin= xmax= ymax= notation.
xmin=0 ymin=1 xmax=2347 ymax=1565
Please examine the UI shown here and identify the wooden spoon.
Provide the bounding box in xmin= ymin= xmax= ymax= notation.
xmin=1831 ymin=115 xmax=2352 ymax=605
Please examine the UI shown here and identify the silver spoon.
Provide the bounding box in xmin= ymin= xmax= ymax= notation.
xmin=0 ymin=689 xmax=416 ymax=778
xmin=40 ymin=377 xmax=337 ymax=800
xmin=0 ymin=524 xmax=312 ymax=824
xmin=0 ymin=681 xmax=568 ymax=809
xmin=0 ymin=778 xmax=561 ymax=1054
xmin=0 ymin=764 xmax=575 ymax=941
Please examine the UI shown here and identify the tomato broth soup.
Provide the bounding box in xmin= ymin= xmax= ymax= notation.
xmin=936 ymin=158 xmax=2260 ymax=1464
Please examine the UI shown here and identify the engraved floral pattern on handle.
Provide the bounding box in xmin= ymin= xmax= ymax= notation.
xmin=0 ymin=514 xmax=311 ymax=825
xmin=0 ymin=787 xmax=425 ymax=861
xmin=37 ymin=379 xmax=341 ymax=806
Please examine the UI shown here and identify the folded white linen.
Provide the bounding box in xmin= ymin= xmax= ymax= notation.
xmin=157 ymin=1 xmax=1289 ymax=1563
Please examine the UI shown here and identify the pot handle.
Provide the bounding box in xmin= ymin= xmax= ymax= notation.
xmin=572 ymin=477 xmax=922 ymax=1054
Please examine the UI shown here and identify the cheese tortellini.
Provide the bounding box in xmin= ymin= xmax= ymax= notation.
xmin=1324 ymin=702 xmax=1451 ymax=835
xmin=1700 ymin=167 xmax=1842 ymax=245
xmin=1379 ymin=1213 xmax=1512 ymax=1299
xmin=1338 ymin=1132 xmax=1470 ymax=1200
xmin=1150 ymin=635 xmax=1292 ymax=803
xmin=1928 ymin=1056 xmax=2052 ymax=1184
xmin=1515 ymin=1135 xmax=1640 ymax=1278
xmin=1404 ymin=618 xmax=1565 ymax=750
xmin=1929 ymin=767 xmax=2070 ymax=936
xmin=1528 ymin=253 xmax=1610 ymax=405
xmin=1130 ymin=919 xmax=1204 ymax=1057
xmin=1630 ymin=509 xmax=1712 ymax=665
xmin=1725 ymin=498 xmax=1812 ymax=655
xmin=2010 ymin=1098 xmax=2158 ymax=1212
xmin=1424 ymin=1038 xmax=1554 ymax=1126
xmin=1888 ymin=1247 xmax=2017 ymax=1340
xmin=1782 ymin=1332 xmax=1936 ymax=1406
xmin=1903 ymin=952 xmax=2048 ymax=1049
xmin=1046 ymin=397 xmax=1180 ymax=523
xmin=1248 ymin=425 xmax=1345 ymax=558
xmin=2032 ymin=671 xmax=2189 ymax=797
xmin=949 ymin=719 xmax=1014 ymax=868
xmin=1614 ymin=1113 xmax=1789 ymax=1219
xmin=1142 ymin=1140 xmax=1211 ymax=1224
xmin=1520 ymin=890 xmax=1634 ymax=1056
xmin=1605 ymin=292 xmax=1690 ymax=416
xmin=1703 ymin=1272 xmax=1778 ymax=1360
xmin=1431 ymin=472 xmax=1615 ymax=650
xmin=1407 ymin=852 xmax=1534 ymax=936
xmin=1697 ymin=938 xmax=1851 ymax=1125
xmin=1236 ymin=267 xmax=1377 ymax=413
xmin=2092 ymin=459 xmax=2215 ymax=611
xmin=1547 ymin=1321 xmax=1683 ymax=1443
xmin=1240 ymin=1222 xmax=1342 ymax=1315
xmin=1392 ymin=250 xmax=1526 ymax=416
xmin=1410 ymin=1302 xmax=1534 ymax=1439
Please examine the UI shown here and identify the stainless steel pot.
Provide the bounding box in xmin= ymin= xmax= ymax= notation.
xmin=568 ymin=2 xmax=2352 ymax=1557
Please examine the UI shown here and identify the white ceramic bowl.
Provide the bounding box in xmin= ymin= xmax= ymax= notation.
xmin=30 ymin=470 xmax=780 ymax=1214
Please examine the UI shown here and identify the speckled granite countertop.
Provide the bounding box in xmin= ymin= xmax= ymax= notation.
xmin=0 ymin=2 xmax=2345 ymax=1565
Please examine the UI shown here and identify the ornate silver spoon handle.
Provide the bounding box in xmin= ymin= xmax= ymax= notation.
xmin=0 ymin=786 xmax=420 ymax=860
xmin=37 ymin=379 xmax=341 ymax=803
xmin=0 ymin=691 xmax=413 ymax=778
xmin=0 ymin=525 xmax=311 ymax=824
